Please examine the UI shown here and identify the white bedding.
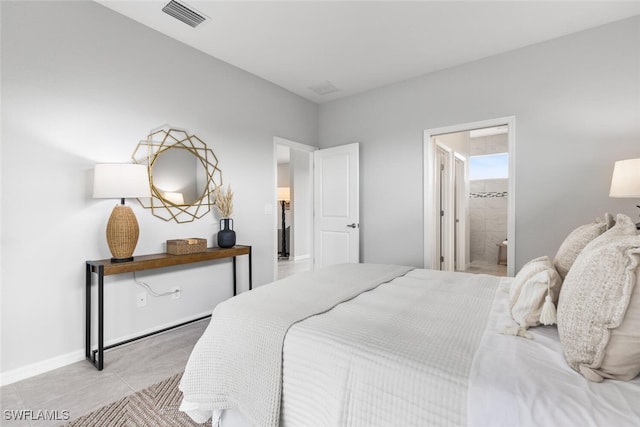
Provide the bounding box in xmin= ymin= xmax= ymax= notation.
xmin=469 ymin=279 xmax=640 ymax=427
xmin=179 ymin=263 xmax=414 ymax=426
xmin=180 ymin=264 xmax=640 ymax=427
xmin=280 ymin=268 xmax=499 ymax=426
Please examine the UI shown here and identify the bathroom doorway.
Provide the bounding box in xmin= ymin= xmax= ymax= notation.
xmin=424 ymin=117 xmax=515 ymax=277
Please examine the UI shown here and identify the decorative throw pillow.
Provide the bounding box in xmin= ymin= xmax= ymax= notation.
xmin=509 ymin=256 xmax=556 ymax=309
xmin=557 ymin=234 xmax=640 ymax=382
xmin=553 ymin=218 xmax=607 ymax=279
xmin=604 ymin=212 xmax=616 ymax=230
xmin=511 ymin=267 xmax=562 ymax=328
xmin=581 ymin=214 xmax=637 ymax=253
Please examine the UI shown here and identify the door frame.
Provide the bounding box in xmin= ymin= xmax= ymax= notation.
xmin=273 ymin=137 xmax=318 ymax=281
xmin=453 ymin=152 xmax=468 ymax=271
xmin=423 ymin=116 xmax=516 ymax=276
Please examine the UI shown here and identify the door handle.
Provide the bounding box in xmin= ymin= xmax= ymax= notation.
xmin=347 ymin=223 xmax=359 ymax=228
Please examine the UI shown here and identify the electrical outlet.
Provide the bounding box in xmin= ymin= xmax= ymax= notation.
xmin=136 ymin=291 xmax=147 ymax=307
xmin=171 ymin=285 xmax=181 ymax=299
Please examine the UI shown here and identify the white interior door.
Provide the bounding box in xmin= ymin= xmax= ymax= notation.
xmin=313 ymin=143 xmax=359 ymax=268
xmin=435 ymin=141 xmax=454 ymax=271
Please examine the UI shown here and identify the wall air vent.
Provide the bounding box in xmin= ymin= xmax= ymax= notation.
xmin=162 ymin=0 xmax=208 ymax=28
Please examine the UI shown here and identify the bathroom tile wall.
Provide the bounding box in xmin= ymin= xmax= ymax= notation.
xmin=469 ymin=133 xmax=509 ymax=265
xmin=469 ymin=179 xmax=508 ymax=264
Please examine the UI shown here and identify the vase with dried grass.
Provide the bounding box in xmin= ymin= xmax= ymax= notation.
xmin=214 ymin=184 xmax=236 ymax=248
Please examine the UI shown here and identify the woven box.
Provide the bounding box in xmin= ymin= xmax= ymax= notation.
xmin=166 ymin=238 xmax=207 ymax=255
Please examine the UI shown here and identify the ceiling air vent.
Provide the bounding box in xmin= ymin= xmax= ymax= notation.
xmin=162 ymin=0 xmax=208 ymax=28
xmin=308 ymin=81 xmax=341 ymax=96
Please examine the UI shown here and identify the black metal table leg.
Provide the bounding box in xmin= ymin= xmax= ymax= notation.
xmin=249 ymin=246 xmax=253 ymax=290
xmin=97 ymin=265 xmax=104 ymax=370
xmin=85 ymin=263 xmax=91 ymax=360
xmin=232 ymin=256 xmax=237 ymax=296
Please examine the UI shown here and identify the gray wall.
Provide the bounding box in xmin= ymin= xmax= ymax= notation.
xmin=1 ymin=1 xmax=317 ymax=380
xmin=318 ymin=16 xmax=640 ymax=270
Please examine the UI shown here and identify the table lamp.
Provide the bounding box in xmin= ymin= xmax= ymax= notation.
xmin=609 ymin=158 xmax=640 ymax=230
xmin=93 ymin=164 xmax=151 ymax=262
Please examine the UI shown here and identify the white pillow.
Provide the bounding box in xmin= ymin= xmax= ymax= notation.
xmin=509 ymin=256 xmax=556 ymax=308
xmin=512 ymin=267 xmax=562 ymax=328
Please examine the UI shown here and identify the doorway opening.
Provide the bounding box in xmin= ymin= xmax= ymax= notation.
xmin=273 ymin=137 xmax=316 ymax=281
xmin=424 ymin=117 xmax=515 ymax=277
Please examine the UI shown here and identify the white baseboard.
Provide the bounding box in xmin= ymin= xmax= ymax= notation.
xmin=0 ymin=350 xmax=85 ymax=387
xmin=292 ymin=254 xmax=310 ymax=261
xmin=0 ymin=311 xmax=213 ymax=387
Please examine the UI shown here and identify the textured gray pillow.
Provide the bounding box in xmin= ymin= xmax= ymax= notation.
xmin=582 ymin=213 xmax=638 ymax=253
xmin=557 ymin=233 xmax=640 ymax=382
xmin=553 ymin=218 xmax=607 ymax=279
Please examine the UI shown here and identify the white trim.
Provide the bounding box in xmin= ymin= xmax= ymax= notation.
xmin=0 ymin=311 xmax=213 ymax=386
xmin=0 ymin=349 xmax=85 ymax=387
xmin=273 ymin=137 xmax=318 ymax=282
xmin=273 ymin=136 xmax=317 ymax=154
xmin=424 ymin=116 xmax=516 ymax=276
xmin=454 ymin=152 xmax=468 ymax=271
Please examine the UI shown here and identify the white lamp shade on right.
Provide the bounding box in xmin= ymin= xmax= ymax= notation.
xmin=610 ymin=158 xmax=640 ymax=198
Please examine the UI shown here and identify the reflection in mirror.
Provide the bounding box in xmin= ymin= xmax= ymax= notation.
xmin=132 ymin=126 xmax=223 ymax=223
xmin=152 ymin=147 xmax=207 ymax=206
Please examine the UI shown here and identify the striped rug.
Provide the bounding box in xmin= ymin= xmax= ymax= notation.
xmin=65 ymin=372 xmax=211 ymax=426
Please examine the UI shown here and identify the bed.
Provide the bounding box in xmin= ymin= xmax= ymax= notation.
xmin=179 ymin=214 xmax=640 ymax=426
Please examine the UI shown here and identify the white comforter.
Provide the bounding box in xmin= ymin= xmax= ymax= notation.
xmin=280 ymin=268 xmax=499 ymax=426
xmin=179 ymin=263 xmax=415 ymax=426
xmin=180 ymin=264 xmax=640 ymax=427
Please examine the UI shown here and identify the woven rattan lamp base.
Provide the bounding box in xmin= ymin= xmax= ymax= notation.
xmin=106 ymin=204 xmax=140 ymax=263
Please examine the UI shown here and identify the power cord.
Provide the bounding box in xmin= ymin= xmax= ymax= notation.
xmin=133 ymin=272 xmax=179 ymax=297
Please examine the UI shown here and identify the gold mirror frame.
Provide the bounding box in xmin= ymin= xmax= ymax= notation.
xmin=132 ymin=127 xmax=223 ymax=223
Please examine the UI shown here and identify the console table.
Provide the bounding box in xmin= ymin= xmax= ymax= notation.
xmin=85 ymin=245 xmax=252 ymax=370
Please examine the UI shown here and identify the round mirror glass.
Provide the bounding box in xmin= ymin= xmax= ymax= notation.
xmin=152 ymin=147 xmax=207 ymax=206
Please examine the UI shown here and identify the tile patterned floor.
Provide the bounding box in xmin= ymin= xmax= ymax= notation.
xmin=277 ymin=258 xmax=311 ymax=280
xmin=0 ymin=319 xmax=209 ymax=426
xmin=463 ymin=260 xmax=508 ymax=276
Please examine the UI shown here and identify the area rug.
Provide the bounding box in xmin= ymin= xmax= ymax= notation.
xmin=64 ymin=372 xmax=211 ymax=426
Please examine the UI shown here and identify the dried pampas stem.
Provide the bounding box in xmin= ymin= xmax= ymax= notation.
xmin=214 ymin=184 xmax=234 ymax=218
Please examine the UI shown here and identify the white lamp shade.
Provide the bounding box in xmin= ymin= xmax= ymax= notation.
xmin=93 ymin=164 xmax=151 ymax=199
xmin=277 ymin=187 xmax=291 ymax=201
xmin=610 ymin=158 xmax=640 ymax=198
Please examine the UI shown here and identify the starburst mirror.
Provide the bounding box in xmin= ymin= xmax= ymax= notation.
xmin=132 ymin=126 xmax=223 ymax=223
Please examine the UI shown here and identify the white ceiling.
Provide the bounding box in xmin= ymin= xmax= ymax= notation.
xmin=97 ymin=1 xmax=640 ymax=104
